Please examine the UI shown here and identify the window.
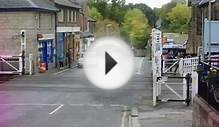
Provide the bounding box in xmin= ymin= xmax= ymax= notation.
xmin=58 ymin=9 xmax=64 ymax=22
xmin=74 ymin=11 xmax=77 ymax=22
xmin=71 ymin=11 xmax=74 ymax=22
xmin=67 ymin=9 xmax=71 ymax=22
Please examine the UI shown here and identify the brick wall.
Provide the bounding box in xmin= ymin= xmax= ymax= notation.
xmin=193 ymin=96 xmax=219 ymax=127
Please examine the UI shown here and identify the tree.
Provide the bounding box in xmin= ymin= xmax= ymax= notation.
xmin=155 ymin=1 xmax=177 ymax=31
xmin=167 ymin=4 xmax=191 ymax=33
xmin=108 ymin=0 xmax=126 ymax=24
xmin=95 ymin=19 xmax=120 ymax=37
xmin=88 ymin=0 xmax=110 ymax=18
xmin=132 ymin=4 xmax=156 ymax=27
xmin=122 ymin=9 xmax=151 ymax=49
xmin=88 ymin=7 xmax=103 ymax=21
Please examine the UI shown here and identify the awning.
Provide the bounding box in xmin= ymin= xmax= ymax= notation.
xmin=80 ymin=32 xmax=94 ymax=38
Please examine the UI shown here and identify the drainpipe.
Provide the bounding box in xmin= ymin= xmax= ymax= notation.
xmin=55 ymin=12 xmax=58 ymax=68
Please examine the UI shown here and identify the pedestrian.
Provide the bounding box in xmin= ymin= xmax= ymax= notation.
xmin=66 ymin=49 xmax=72 ymax=68
xmin=59 ymin=54 xmax=64 ymax=69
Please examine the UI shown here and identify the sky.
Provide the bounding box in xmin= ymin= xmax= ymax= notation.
xmin=126 ymin=0 xmax=172 ymax=8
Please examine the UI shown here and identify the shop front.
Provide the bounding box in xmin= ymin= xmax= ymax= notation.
xmin=37 ymin=34 xmax=55 ymax=72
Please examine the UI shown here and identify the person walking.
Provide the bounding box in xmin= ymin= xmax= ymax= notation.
xmin=59 ymin=54 xmax=64 ymax=69
xmin=66 ymin=49 xmax=72 ymax=68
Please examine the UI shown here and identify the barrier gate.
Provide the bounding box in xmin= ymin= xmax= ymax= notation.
xmin=152 ymin=29 xmax=198 ymax=106
xmin=0 ymin=30 xmax=27 ymax=75
xmin=0 ymin=55 xmax=24 ymax=75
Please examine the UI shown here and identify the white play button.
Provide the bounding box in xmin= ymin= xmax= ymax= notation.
xmin=83 ymin=37 xmax=135 ymax=89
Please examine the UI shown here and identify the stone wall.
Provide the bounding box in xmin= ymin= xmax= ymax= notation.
xmin=193 ymin=96 xmax=219 ymax=127
xmin=0 ymin=11 xmax=56 ymax=73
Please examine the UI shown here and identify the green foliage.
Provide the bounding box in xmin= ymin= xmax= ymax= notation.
xmin=108 ymin=0 xmax=126 ymax=24
xmin=88 ymin=7 xmax=103 ymax=21
xmin=155 ymin=1 xmax=177 ymax=30
xmin=87 ymin=0 xmax=191 ymax=48
xmin=88 ymin=0 xmax=110 ymax=18
xmin=167 ymin=4 xmax=191 ymax=33
xmin=127 ymin=4 xmax=157 ymax=27
xmin=95 ymin=19 xmax=120 ymax=37
xmin=122 ymin=9 xmax=150 ymax=49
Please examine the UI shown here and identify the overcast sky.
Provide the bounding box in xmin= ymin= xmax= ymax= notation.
xmin=126 ymin=0 xmax=171 ymax=8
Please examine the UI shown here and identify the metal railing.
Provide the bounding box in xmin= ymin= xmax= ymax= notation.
xmin=198 ymin=61 xmax=219 ymax=112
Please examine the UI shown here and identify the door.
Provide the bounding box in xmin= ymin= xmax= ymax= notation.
xmin=39 ymin=40 xmax=54 ymax=70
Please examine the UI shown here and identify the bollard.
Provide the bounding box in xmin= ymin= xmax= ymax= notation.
xmin=185 ymin=73 xmax=192 ymax=106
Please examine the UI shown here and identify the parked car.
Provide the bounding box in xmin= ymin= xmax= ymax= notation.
xmin=77 ymin=52 xmax=84 ymax=68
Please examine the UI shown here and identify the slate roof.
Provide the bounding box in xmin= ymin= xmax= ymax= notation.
xmin=190 ymin=0 xmax=212 ymax=6
xmin=55 ymin=0 xmax=81 ymax=9
xmin=88 ymin=17 xmax=96 ymax=22
xmin=0 ymin=0 xmax=59 ymax=12
xmin=199 ymin=0 xmax=210 ymax=5
xmin=190 ymin=0 xmax=202 ymax=5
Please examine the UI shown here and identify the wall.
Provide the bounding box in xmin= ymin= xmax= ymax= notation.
xmin=193 ymin=96 xmax=219 ymax=127
xmin=0 ymin=11 xmax=56 ymax=73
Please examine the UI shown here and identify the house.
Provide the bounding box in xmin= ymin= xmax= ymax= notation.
xmin=0 ymin=0 xmax=58 ymax=73
xmin=54 ymin=0 xmax=81 ymax=67
xmin=80 ymin=17 xmax=96 ymax=51
xmin=187 ymin=0 xmax=219 ymax=55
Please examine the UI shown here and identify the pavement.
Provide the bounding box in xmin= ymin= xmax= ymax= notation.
xmin=0 ymin=57 xmax=192 ymax=127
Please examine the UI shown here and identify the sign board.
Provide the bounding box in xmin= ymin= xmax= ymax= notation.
xmin=203 ymin=19 xmax=219 ymax=54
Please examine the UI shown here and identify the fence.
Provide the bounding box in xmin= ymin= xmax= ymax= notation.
xmin=179 ymin=57 xmax=199 ymax=76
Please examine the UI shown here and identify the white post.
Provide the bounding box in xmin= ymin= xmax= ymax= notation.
xmin=183 ymin=73 xmax=187 ymax=100
xmin=20 ymin=30 xmax=26 ymax=74
xmin=179 ymin=58 xmax=183 ymax=76
xmin=151 ymin=28 xmax=162 ymax=106
xmin=192 ymin=72 xmax=198 ymax=100
xmin=29 ymin=54 xmax=33 ymax=75
xmin=19 ymin=53 xmax=23 ymax=75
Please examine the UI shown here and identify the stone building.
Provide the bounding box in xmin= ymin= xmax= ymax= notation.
xmin=55 ymin=0 xmax=81 ymax=67
xmin=0 ymin=0 xmax=58 ymax=73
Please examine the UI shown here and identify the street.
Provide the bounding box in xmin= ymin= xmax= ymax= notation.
xmin=0 ymin=57 xmax=152 ymax=127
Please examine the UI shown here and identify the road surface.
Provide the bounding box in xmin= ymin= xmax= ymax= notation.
xmin=0 ymin=57 xmax=152 ymax=127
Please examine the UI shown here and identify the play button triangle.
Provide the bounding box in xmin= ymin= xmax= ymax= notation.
xmin=105 ymin=52 xmax=117 ymax=75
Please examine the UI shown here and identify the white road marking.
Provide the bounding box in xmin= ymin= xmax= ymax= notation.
xmin=135 ymin=58 xmax=144 ymax=75
xmin=121 ymin=106 xmax=128 ymax=127
xmin=54 ymin=69 xmax=69 ymax=75
xmin=69 ymin=104 xmax=85 ymax=106
xmin=0 ymin=104 xmax=62 ymax=106
xmin=0 ymin=103 xmax=126 ymax=108
xmin=87 ymin=104 xmax=104 ymax=107
xmin=110 ymin=104 xmax=124 ymax=107
xmin=49 ymin=104 xmax=64 ymax=115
